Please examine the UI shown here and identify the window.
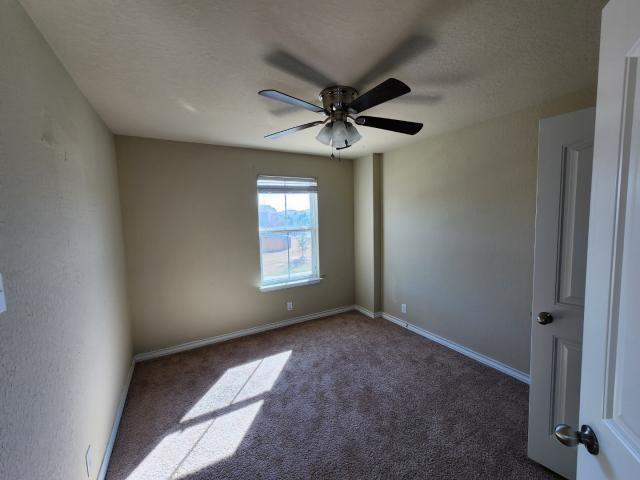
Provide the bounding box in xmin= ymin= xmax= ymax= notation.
xmin=257 ymin=176 xmax=320 ymax=290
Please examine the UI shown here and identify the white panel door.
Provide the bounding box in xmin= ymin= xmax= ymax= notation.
xmin=528 ymin=108 xmax=595 ymax=479
xmin=576 ymin=0 xmax=640 ymax=478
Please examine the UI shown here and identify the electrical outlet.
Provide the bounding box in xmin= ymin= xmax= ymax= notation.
xmin=401 ymin=303 xmax=407 ymax=314
xmin=85 ymin=445 xmax=92 ymax=477
xmin=286 ymin=301 xmax=294 ymax=311
xmin=0 ymin=273 xmax=6 ymax=314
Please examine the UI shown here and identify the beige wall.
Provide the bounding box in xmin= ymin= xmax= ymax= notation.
xmin=0 ymin=2 xmax=131 ymax=478
xmin=116 ymin=136 xmax=355 ymax=354
xmin=381 ymin=89 xmax=596 ymax=373
xmin=354 ymin=154 xmax=381 ymax=313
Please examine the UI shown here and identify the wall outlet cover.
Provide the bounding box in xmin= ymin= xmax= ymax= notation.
xmin=286 ymin=301 xmax=294 ymax=311
xmin=401 ymin=304 xmax=407 ymax=314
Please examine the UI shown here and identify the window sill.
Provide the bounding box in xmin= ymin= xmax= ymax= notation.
xmin=259 ymin=277 xmax=322 ymax=292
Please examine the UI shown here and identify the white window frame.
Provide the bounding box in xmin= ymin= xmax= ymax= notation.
xmin=257 ymin=175 xmax=320 ymax=292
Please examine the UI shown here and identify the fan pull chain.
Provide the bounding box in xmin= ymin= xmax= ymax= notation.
xmin=329 ymin=146 xmax=342 ymax=161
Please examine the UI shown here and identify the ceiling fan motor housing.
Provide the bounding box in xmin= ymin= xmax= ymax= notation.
xmin=319 ymin=86 xmax=358 ymax=121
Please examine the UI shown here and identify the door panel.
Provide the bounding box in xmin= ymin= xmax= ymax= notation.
xmin=557 ymin=143 xmax=593 ymax=307
xmin=577 ymin=1 xmax=640 ymax=477
xmin=528 ymin=108 xmax=595 ymax=479
xmin=551 ymin=337 xmax=582 ymax=431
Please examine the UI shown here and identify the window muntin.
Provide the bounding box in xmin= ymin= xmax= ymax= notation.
xmin=257 ymin=176 xmax=319 ymax=287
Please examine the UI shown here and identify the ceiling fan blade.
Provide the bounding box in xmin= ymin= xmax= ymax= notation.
xmin=355 ymin=116 xmax=423 ymax=135
xmin=259 ymin=90 xmax=324 ymax=113
xmin=264 ymin=120 xmax=325 ymax=139
xmin=348 ymin=78 xmax=411 ymax=114
xmin=352 ymin=34 xmax=432 ymax=89
xmin=264 ymin=49 xmax=337 ymax=89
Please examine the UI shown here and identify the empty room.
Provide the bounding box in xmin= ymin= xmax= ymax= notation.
xmin=2 ymin=0 xmax=640 ymax=479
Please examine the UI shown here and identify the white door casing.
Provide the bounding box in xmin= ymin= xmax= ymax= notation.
xmin=528 ymin=108 xmax=596 ymax=479
xmin=578 ymin=0 xmax=640 ymax=478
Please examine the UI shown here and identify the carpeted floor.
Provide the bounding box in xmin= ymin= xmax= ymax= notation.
xmin=107 ymin=311 xmax=560 ymax=479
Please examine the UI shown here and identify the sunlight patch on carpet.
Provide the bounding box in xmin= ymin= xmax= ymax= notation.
xmin=125 ymin=350 xmax=291 ymax=479
xmin=181 ymin=350 xmax=291 ymax=423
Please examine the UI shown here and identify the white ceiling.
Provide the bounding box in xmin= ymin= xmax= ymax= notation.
xmin=20 ymin=0 xmax=605 ymax=158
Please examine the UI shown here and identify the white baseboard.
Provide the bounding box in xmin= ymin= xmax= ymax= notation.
xmin=98 ymin=359 xmax=135 ymax=480
xmin=352 ymin=304 xmax=383 ymax=318
xmin=380 ymin=313 xmax=530 ymax=384
xmin=134 ymin=305 xmax=355 ymax=362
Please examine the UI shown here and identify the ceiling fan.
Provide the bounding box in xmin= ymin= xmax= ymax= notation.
xmin=258 ymin=78 xmax=423 ymax=150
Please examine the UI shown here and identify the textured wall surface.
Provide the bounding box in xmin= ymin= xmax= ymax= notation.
xmin=381 ymin=90 xmax=596 ymax=373
xmin=116 ymin=136 xmax=354 ymax=354
xmin=0 ymin=1 xmax=131 ymax=478
xmin=354 ymin=154 xmax=381 ymax=313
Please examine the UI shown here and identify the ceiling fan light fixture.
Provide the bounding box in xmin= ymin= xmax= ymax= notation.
xmin=345 ymin=122 xmax=362 ymax=145
xmin=330 ymin=121 xmax=361 ymax=149
xmin=331 ymin=120 xmax=349 ymax=148
xmin=316 ymin=123 xmax=333 ymax=145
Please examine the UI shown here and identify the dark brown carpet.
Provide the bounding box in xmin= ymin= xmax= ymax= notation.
xmin=107 ymin=311 xmax=559 ymax=479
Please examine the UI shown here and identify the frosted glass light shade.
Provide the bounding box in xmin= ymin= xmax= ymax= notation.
xmin=345 ymin=123 xmax=362 ymax=145
xmin=332 ymin=121 xmax=349 ymax=148
xmin=316 ymin=124 xmax=333 ymax=145
xmin=315 ymin=121 xmax=362 ymax=148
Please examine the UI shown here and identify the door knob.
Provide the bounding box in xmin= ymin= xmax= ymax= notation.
xmin=537 ymin=311 xmax=553 ymax=325
xmin=554 ymin=424 xmax=599 ymax=455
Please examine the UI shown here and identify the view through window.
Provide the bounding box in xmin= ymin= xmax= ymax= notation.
xmin=257 ymin=176 xmax=319 ymax=287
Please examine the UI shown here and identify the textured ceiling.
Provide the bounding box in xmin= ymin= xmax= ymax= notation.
xmin=20 ymin=0 xmax=605 ymax=158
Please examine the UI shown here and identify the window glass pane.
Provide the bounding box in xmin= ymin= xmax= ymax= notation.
xmin=289 ymin=230 xmax=312 ymax=279
xmin=260 ymin=233 xmax=290 ymax=284
xmin=258 ymin=193 xmax=285 ymax=229
xmin=257 ymin=176 xmax=318 ymax=287
xmin=284 ymin=193 xmax=312 ymax=228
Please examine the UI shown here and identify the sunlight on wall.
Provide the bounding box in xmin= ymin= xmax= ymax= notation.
xmin=177 ymin=99 xmax=198 ymax=113
xmin=126 ymin=351 xmax=291 ymax=480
